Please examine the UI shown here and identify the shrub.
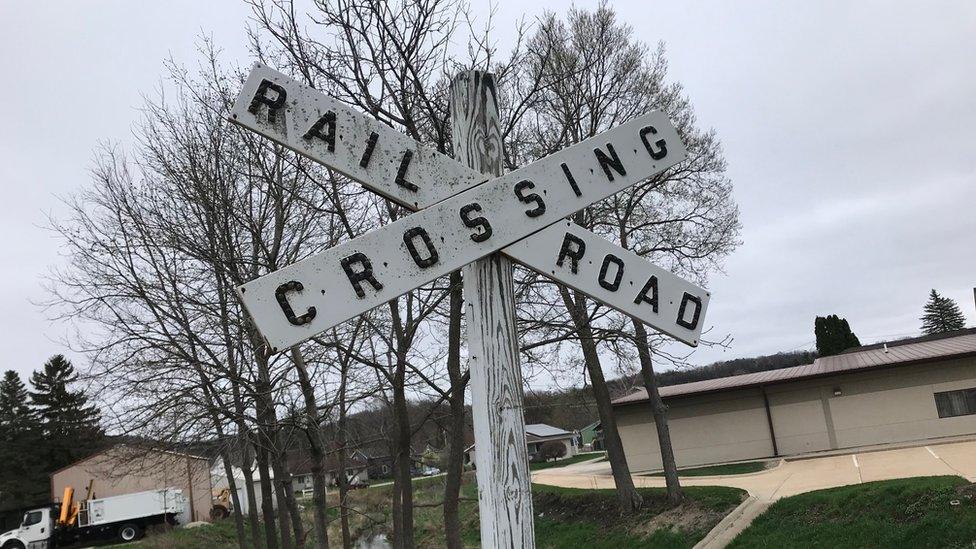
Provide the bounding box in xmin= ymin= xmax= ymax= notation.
xmin=539 ymin=441 xmax=567 ymax=462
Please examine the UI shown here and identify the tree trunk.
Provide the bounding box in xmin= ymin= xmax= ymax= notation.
xmin=220 ymin=449 xmax=248 ymax=549
xmin=632 ymin=321 xmax=683 ymax=505
xmin=197 ymin=371 xmax=248 ymax=549
xmin=273 ymin=444 xmax=305 ymax=546
xmin=451 ymin=70 xmax=535 ymax=548
xmin=560 ymin=287 xmax=643 ymax=513
xmin=239 ymin=441 xmax=264 ymax=549
xmin=290 ymin=348 xmax=330 ymax=548
xmin=269 ymin=445 xmax=293 ymax=549
xmin=255 ymin=443 xmax=279 ymax=549
xmin=391 ymin=360 xmax=415 ymax=549
xmin=249 ymin=331 xmax=299 ymax=548
xmin=336 ymin=350 xmax=352 ymax=549
xmin=442 ymin=271 xmax=466 ymax=549
xmin=231 ymin=384 xmax=263 ymax=549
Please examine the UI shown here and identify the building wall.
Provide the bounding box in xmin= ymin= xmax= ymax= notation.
xmin=615 ymin=357 xmax=976 ymax=472
xmin=51 ymin=446 xmax=212 ymax=523
xmin=828 ymin=357 xmax=976 ymax=448
xmin=616 ymin=388 xmax=773 ymax=472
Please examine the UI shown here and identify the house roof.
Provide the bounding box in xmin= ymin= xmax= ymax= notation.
xmin=465 ymin=424 xmax=574 ymax=453
xmin=613 ymin=329 xmax=976 ymax=406
xmin=524 ymin=424 xmax=573 ymax=438
xmin=579 ymin=421 xmax=601 ymax=432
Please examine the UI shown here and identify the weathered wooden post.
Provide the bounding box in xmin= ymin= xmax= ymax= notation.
xmin=450 ymin=71 xmax=536 ymax=547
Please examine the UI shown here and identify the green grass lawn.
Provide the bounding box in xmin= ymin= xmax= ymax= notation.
xmin=529 ymin=451 xmax=606 ymax=471
xmin=110 ymin=520 xmax=240 ymax=548
xmin=729 ymin=475 xmax=976 ymax=549
xmin=428 ymin=482 xmax=746 ymax=548
xmin=519 ymin=484 xmax=747 ymax=549
xmin=646 ymin=460 xmax=769 ymax=477
xmin=125 ymin=474 xmax=745 ymax=548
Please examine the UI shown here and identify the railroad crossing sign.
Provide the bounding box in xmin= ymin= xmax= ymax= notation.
xmin=230 ymin=64 xmax=710 ymax=352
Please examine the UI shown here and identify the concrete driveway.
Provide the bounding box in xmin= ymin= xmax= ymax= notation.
xmin=533 ymin=438 xmax=976 ymax=501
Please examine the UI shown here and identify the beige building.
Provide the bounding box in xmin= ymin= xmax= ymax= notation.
xmin=50 ymin=444 xmax=212 ymax=523
xmin=613 ymin=330 xmax=976 ymax=472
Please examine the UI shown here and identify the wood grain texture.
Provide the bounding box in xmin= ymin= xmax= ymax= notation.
xmin=450 ymin=71 xmax=536 ymax=548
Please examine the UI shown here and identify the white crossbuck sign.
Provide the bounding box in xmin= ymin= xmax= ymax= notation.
xmin=230 ymin=65 xmax=711 ymax=352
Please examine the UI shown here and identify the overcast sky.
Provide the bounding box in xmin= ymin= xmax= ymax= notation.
xmin=1 ymin=1 xmax=974 ymax=384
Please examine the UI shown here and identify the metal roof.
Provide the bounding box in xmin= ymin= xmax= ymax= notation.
xmin=613 ymin=329 xmax=976 ymax=406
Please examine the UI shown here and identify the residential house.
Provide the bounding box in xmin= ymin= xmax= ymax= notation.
xmin=287 ymin=451 xmax=370 ymax=495
xmin=464 ymin=423 xmax=579 ymax=466
xmin=578 ymin=420 xmax=604 ymax=451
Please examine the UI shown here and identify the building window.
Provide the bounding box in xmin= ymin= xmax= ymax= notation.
xmin=934 ymin=388 xmax=976 ymax=418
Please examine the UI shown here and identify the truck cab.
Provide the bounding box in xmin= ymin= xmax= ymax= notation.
xmin=0 ymin=506 xmax=53 ymax=549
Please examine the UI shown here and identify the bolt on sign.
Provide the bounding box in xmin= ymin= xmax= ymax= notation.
xmin=230 ymin=64 xmax=711 ymax=352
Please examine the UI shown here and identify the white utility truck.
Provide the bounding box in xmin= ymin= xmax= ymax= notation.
xmin=0 ymin=487 xmax=186 ymax=548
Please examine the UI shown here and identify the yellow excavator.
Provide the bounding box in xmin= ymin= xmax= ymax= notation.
xmin=210 ymin=488 xmax=233 ymax=520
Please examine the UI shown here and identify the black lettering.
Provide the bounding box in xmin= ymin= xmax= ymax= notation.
xmin=593 ymin=143 xmax=626 ymax=182
xmin=561 ymin=163 xmax=582 ymax=197
xmin=598 ymin=254 xmax=625 ymax=292
xmin=248 ymin=79 xmax=287 ymax=123
xmin=360 ymin=132 xmax=379 ymax=168
xmin=403 ymin=227 xmax=439 ymax=268
xmin=302 ymin=111 xmax=336 ymax=151
xmin=676 ymin=292 xmax=702 ymax=330
xmin=556 ymin=233 xmax=585 ymax=274
xmin=340 ymin=253 xmax=383 ymax=298
xmin=633 ymin=276 xmax=659 ymax=313
xmin=395 ymin=150 xmax=419 ymax=192
xmin=275 ymin=280 xmax=316 ymax=326
xmin=639 ymin=126 xmax=668 ymax=160
xmin=459 ymin=203 xmax=493 ymax=243
xmin=514 ymin=180 xmax=546 ymax=218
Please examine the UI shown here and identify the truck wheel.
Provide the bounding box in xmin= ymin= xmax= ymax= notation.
xmin=3 ymin=541 xmax=26 ymax=549
xmin=118 ymin=523 xmax=142 ymax=542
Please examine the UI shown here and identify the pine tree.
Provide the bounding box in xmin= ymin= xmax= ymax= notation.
xmin=0 ymin=370 xmax=31 ymax=426
xmin=29 ymin=355 xmax=103 ymax=471
xmin=815 ymin=315 xmax=862 ymax=357
xmin=0 ymin=371 xmax=47 ymax=509
xmin=920 ymin=289 xmax=967 ymax=335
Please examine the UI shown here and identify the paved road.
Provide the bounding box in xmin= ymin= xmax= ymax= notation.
xmin=533 ymin=439 xmax=976 ymax=500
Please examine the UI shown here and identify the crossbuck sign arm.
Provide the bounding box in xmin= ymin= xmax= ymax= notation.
xmin=236 ymin=119 xmax=699 ymax=349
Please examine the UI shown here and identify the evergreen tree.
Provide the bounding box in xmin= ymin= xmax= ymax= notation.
xmin=815 ymin=315 xmax=862 ymax=357
xmin=29 ymin=355 xmax=103 ymax=472
xmin=920 ymin=289 xmax=967 ymax=335
xmin=0 ymin=370 xmax=31 ymax=425
xmin=0 ymin=371 xmax=47 ymax=509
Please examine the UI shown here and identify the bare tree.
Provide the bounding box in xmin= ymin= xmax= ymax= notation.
xmin=507 ymin=5 xmax=741 ymax=510
xmin=47 ymin=44 xmax=374 ymax=548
